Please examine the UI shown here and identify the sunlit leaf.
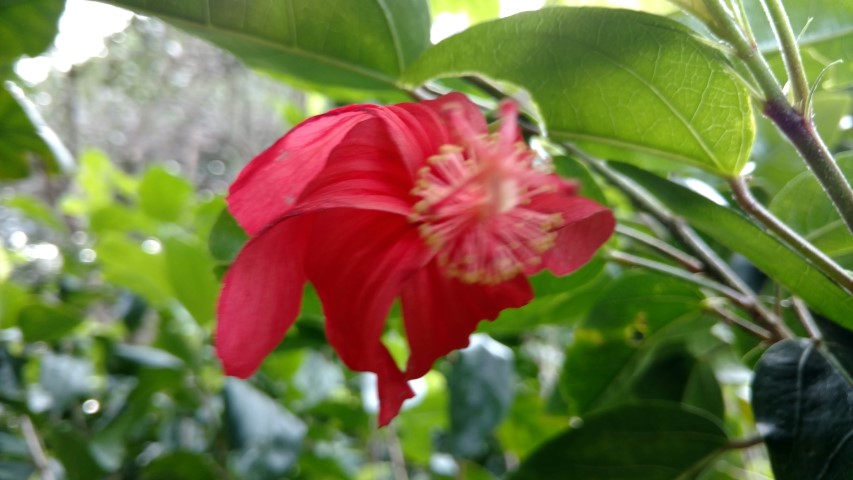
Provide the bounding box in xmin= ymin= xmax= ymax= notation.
xmin=163 ymin=236 xmax=219 ymax=326
xmin=403 ymin=7 xmax=755 ymax=176
xmin=430 ymin=0 xmax=499 ymax=24
xmin=100 ymin=0 xmax=430 ymax=93
xmin=138 ymin=166 xmax=194 ymax=223
xmin=95 ymin=233 xmax=173 ymax=306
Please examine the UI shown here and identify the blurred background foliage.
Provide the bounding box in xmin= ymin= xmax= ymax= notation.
xmin=0 ymin=0 xmax=851 ymax=479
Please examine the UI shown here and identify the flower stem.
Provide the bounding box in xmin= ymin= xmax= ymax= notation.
xmin=577 ymin=153 xmax=792 ymax=341
xmin=759 ymin=0 xmax=810 ymax=111
xmin=21 ymin=416 xmax=55 ymax=480
xmin=704 ymin=0 xmax=786 ymax=104
xmin=702 ymin=0 xmax=853 ymax=235
xmin=729 ymin=176 xmax=853 ymax=294
xmin=607 ymin=250 xmax=748 ymax=304
xmin=615 ymin=224 xmax=704 ymax=272
xmin=791 ymin=297 xmax=822 ymax=341
xmin=761 ymin=100 xmax=853 ymax=235
xmin=725 ymin=434 xmax=765 ymax=450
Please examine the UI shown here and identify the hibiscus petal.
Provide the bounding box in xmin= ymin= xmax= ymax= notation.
xmin=228 ymin=105 xmax=382 ymax=235
xmin=295 ymin=118 xmax=416 ymax=216
xmin=399 ymin=262 xmax=533 ymax=380
xmin=305 ymin=210 xmax=433 ymax=426
xmin=216 ymin=216 xmax=311 ymax=378
xmin=531 ymin=186 xmax=616 ymax=275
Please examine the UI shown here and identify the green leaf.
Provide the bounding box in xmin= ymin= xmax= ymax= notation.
xmin=61 ymin=149 xmax=137 ymax=216
xmin=163 ymin=236 xmax=219 ymax=326
xmin=752 ymin=339 xmax=853 ymax=480
xmin=48 ymin=428 xmax=105 ymax=480
xmin=511 ymin=402 xmax=728 ymax=480
xmin=113 ymin=344 xmax=184 ymax=371
xmin=224 ymin=378 xmax=307 ymax=480
xmin=403 ymin=7 xmax=754 ymax=176
xmin=0 ymin=85 xmax=71 ymax=179
xmin=613 ymin=163 xmax=853 ymax=330
xmin=429 ymin=0 xmax=499 ymax=24
xmin=769 ymin=153 xmax=853 ymax=260
xmin=208 ymin=207 xmax=248 ymax=264
xmin=2 ymin=194 xmax=65 ymax=231
xmin=95 ymin=233 xmax=173 ymax=306
xmin=138 ymin=167 xmax=194 ymax=223
xmin=481 ymin=257 xmax=611 ymax=336
xmin=100 ymin=0 xmax=430 ymax=92
xmin=559 ymin=272 xmax=713 ymax=416
xmin=498 ymin=387 xmax=568 ymax=459
xmin=17 ymin=304 xmax=83 ymax=343
xmin=0 ymin=0 xmax=64 ymax=65
xmin=142 ymin=451 xmax=220 ymax=480
xmin=630 ymin=344 xmax=724 ymax=420
xmin=747 ymin=0 xmax=853 ymax=88
xmin=555 ymin=155 xmax=608 ymax=205
xmin=445 ymin=334 xmax=514 ymax=458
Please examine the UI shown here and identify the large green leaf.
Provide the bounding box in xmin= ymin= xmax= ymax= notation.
xmin=100 ymin=0 xmax=430 ymax=92
xmin=208 ymin=207 xmax=248 ymax=265
xmin=511 ymin=402 xmax=728 ymax=480
xmin=403 ymin=7 xmax=754 ymax=176
xmin=0 ymin=0 xmax=64 ymax=65
xmin=95 ymin=233 xmax=173 ymax=306
xmin=747 ymin=0 xmax=853 ymax=88
xmin=138 ymin=167 xmax=194 ymax=223
xmin=0 ymin=86 xmax=71 ymax=179
xmin=752 ymin=339 xmax=853 ymax=480
xmin=560 ymin=272 xmax=714 ymax=416
xmin=163 ymin=236 xmax=219 ymax=327
xmin=769 ymin=153 xmax=853 ymax=261
xmin=17 ymin=305 xmax=84 ymax=343
xmin=613 ymin=163 xmax=853 ymax=329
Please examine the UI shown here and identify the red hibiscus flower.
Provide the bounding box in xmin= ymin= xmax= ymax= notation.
xmin=216 ymin=93 xmax=615 ymax=425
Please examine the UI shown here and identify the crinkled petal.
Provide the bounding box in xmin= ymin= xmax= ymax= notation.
xmin=295 ymin=117 xmax=415 ymax=216
xmin=216 ymin=216 xmax=311 ymax=378
xmin=383 ymin=92 xmax=484 ymax=171
xmin=400 ymin=262 xmax=532 ymax=380
xmin=529 ymin=182 xmax=616 ymax=275
xmin=227 ymin=105 xmax=382 ymax=235
xmin=305 ymin=210 xmax=433 ymax=425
